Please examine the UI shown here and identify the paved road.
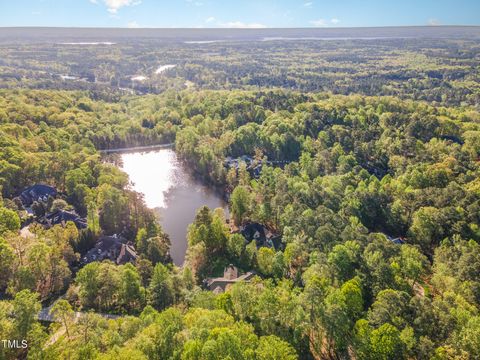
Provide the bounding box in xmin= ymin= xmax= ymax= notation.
xmin=37 ymin=305 xmax=121 ymax=323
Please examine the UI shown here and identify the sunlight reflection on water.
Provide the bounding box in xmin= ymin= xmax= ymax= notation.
xmin=121 ymin=149 xmax=180 ymax=208
xmin=120 ymin=149 xmax=227 ymax=265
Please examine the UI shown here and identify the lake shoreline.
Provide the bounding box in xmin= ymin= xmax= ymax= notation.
xmin=119 ymin=148 xmax=228 ymax=266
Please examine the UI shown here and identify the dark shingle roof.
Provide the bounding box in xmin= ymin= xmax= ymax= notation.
xmin=82 ymin=235 xmax=137 ymax=265
xmin=20 ymin=184 xmax=57 ymax=206
xmin=45 ymin=210 xmax=87 ymax=229
xmin=116 ymin=244 xmax=138 ymax=265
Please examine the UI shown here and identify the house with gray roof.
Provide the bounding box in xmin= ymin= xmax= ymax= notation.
xmin=82 ymin=234 xmax=138 ymax=265
xmin=19 ymin=184 xmax=57 ymax=207
xmin=204 ymin=265 xmax=256 ymax=293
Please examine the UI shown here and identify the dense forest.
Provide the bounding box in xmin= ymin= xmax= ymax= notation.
xmin=1 ymin=87 xmax=479 ymax=359
xmin=1 ymin=35 xmax=480 ymax=107
xmin=1 ymin=29 xmax=480 ymax=360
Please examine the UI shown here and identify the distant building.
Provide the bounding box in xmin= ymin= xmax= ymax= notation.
xmin=116 ymin=242 xmax=139 ymax=264
xmin=386 ymin=235 xmax=405 ymax=245
xmin=204 ymin=265 xmax=256 ymax=293
xmin=240 ymin=222 xmax=281 ymax=250
xmin=224 ymin=156 xmax=290 ymax=179
xmin=82 ymin=234 xmax=138 ymax=265
xmin=224 ymin=155 xmax=264 ymax=178
xmin=19 ymin=184 xmax=57 ymax=207
xmin=44 ymin=210 xmax=87 ymax=229
xmin=224 ymin=156 xmax=252 ymax=171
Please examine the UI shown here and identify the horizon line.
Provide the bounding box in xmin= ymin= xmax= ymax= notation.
xmin=1 ymin=25 xmax=479 ymax=30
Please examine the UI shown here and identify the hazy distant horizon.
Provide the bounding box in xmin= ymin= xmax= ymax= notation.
xmin=1 ymin=25 xmax=479 ymax=44
xmin=2 ymin=25 xmax=479 ymax=30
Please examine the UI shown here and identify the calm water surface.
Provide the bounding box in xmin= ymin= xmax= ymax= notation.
xmin=121 ymin=149 xmax=227 ymax=265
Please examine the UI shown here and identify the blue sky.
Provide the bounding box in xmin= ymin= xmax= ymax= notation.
xmin=0 ymin=0 xmax=479 ymax=28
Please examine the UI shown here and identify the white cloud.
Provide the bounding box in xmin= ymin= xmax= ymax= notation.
xmin=205 ymin=16 xmax=215 ymax=23
xmin=219 ymin=21 xmax=267 ymax=29
xmin=310 ymin=18 xmax=327 ymax=27
xmin=90 ymin=0 xmax=141 ymax=14
xmin=304 ymin=2 xmax=313 ymax=8
xmin=127 ymin=21 xmax=140 ymax=28
xmin=428 ymin=18 xmax=441 ymax=26
xmin=310 ymin=18 xmax=340 ymax=27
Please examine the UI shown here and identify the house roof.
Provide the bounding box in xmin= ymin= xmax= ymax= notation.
xmin=386 ymin=235 xmax=405 ymax=245
xmin=20 ymin=184 xmax=57 ymax=206
xmin=116 ymin=243 xmax=138 ymax=265
xmin=82 ymin=235 xmax=136 ymax=264
xmin=225 ymin=156 xmax=264 ymax=178
xmin=241 ymin=222 xmax=266 ymax=242
xmin=204 ymin=265 xmax=256 ymax=293
xmin=96 ymin=235 xmax=127 ymax=251
xmin=239 ymin=222 xmax=281 ymax=250
xmin=212 ymin=286 xmax=224 ymax=294
xmin=205 ymin=272 xmax=256 ymax=291
xmin=46 ymin=210 xmax=87 ymax=229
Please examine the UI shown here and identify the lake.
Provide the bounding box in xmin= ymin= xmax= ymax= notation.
xmin=121 ymin=149 xmax=228 ymax=265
